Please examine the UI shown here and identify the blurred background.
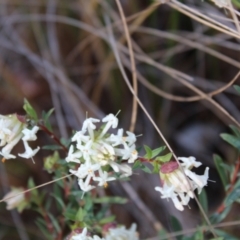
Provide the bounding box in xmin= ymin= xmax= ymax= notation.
xmin=0 ymin=0 xmax=240 ymax=239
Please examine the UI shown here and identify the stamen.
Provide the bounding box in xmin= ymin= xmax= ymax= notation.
xmin=31 ymin=157 xmax=35 ymax=164
xmin=115 ymin=110 xmax=121 ymax=117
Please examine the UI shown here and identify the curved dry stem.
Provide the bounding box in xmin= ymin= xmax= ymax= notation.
xmin=167 ymin=0 xmax=240 ymax=39
xmin=115 ymin=0 xmax=138 ymax=133
xmin=135 ymin=27 xmax=240 ymax=69
xmin=105 ymin=11 xmax=217 ymax=238
xmin=121 ymin=40 xmax=240 ymax=127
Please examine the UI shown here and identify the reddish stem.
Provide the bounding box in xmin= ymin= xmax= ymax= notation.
xmin=217 ymin=157 xmax=240 ymax=213
xmin=138 ymin=157 xmax=153 ymax=163
xmin=40 ymin=206 xmax=54 ymax=234
xmin=38 ymin=123 xmax=68 ymax=153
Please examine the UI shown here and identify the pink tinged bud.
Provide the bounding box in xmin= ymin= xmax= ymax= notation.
xmin=16 ymin=114 xmax=26 ymax=123
xmin=102 ymin=222 xmax=118 ymax=233
xmin=160 ymin=161 xmax=179 ymax=174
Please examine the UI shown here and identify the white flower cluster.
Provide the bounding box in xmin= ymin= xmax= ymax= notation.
xmin=155 ymin=156 xmax=209 ymax=211
xmin=0 ymin=114 xmax=40 ymax=160
xmin=66 ymin=114 xmax=138 ymax=192
xmin=71 ymin=224 xmax=138 ymax=240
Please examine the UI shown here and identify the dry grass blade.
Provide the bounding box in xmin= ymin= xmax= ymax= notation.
xmin=115 ymin=0 xmax=138 ymax=133
xmin=105 ymin=11 xmax=217 ymax=238
xmin=167 ymin=0 xmax=240 ymax=39
xmin=0 ymin=174 xmax=73 ymax=204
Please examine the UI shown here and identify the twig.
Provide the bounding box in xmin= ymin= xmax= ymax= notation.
xmin=115 ymin=0 xmax=138 ymax=132
xmin=38 ymin=123 xmax=68 ymax=153
xmin=217 ymin=157 xmax=240 ymax=213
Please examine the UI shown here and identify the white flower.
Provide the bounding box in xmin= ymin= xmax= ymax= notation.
xmin=1 ymin=133 xmax=23 ymax=159
xmin=72 ymin=131 xmax=90 ymax=146
xmin=105 ymin=223 xmax=138 ymax=240
xmin=78 ymin=140 xmax=96 ymax=163
xmin=0 ymin=114 xmax=40 ymax=160
xmin=106 ymin=129 xmax=124 ymax=146
xmin=128 ymin=149 xmax=138 ymax=163
xmin=71 ymin=228 xmax=104 ymax=240
xmin=178 ymin=156 xmax=201 ymax=169
xmin=114 ymin=144 xmax=138 ymax=162
xmin=3 ymin=188 xmax=25 ymax=211
xmin=66 ymin=145 xmax=82 ymax=163
xmin=0 ymin=117 xmax=12 ymax=146
xmin=93 ymin=168 xmax=116 ymax=187
xmin=0 ymin=114 xmax=25 ymax=159
xmin=125 ymin=131 xmax=136 ymax=146
xmin=78 ymin=174 xmax=95 ymax=192
xmin=185 ymin=167 xmax=209 ymax=194
xmin=82 ymin=118 xmax=100 ymax=139
xmin=22 ymin=126 xmax=39 ymax=141
xmin=70 ymin=162 xmax=100 ymax=179
xmin=155 ymin=157 xmax=209 ymax=211
xmin=155 ymin=185 xmax=187 ymax=211
xmin=18 ymin=140 xmax=40 ymax=159
xmin=109 ymin=162 xmax=132 ymax=177
xmin=99 ymin=114 xmax=118 ymax=138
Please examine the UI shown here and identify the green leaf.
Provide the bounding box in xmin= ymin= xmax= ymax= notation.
xmin=75 ymin=207 xmax=86 ymax=222
xmin=158 ymin=229 xmax=168 ymax=238
xmin=23 ymin=99 xmax=38 ymax=120
xmin=198 ymin=188 xmax=208 ymax=213
xmin=48 ymin=212 xmax=61 ymax=233
xmin=60 ymin=138 xmax=71 ymax=148
xmin=210 ymin=238 xmax=224 ymax=240
xmin=229 ymin=125 xmax=240 ymax=138
xmin=214 ymin=229 xmax=238 ymax=240
xmin=99 ymin=215 xmax=115 ymax=224
xmin=93 ymin=196 xmax=128 ymax=204
xmin=234 ymin=85 xmax=240 ymax=95
xmin=182 ymin=228 xmax=204 ymax=240
xmin=139 ymin=163 xmax=152 ymax=173
xmin=210 ymin=205 xmax=232 ymax=224
xmin=213 ymin=154 xmax=228 ymax=189
xmin=144 ymin=145 xmax=152 ymax=159
xmin=132 ymin=160 xmax=141 ymax=170
xmin=156 ymin=152 xmax=172 ymax=163
xmin=64 ymin=207 xmax=76 ymax=221
xmin=35 ymin=217 xmax=54 ymax=240
xmin=152 ymin=146 xmax=166 ymax=158
xmin=42 ymin=108 xmax=54 ymax=131
xmin=170 ymin=216 xmax=182 ymax=240
xmin=193 ymin=230 xmax=204 ymax=240
xmin=220 ymin=133 xmax=240 ymax=150
xmin=27 ymin=177 xmax=38 ymax=202
xmin=232 ymin=0 xmax=240 ymax=8
xmin=42 ymin=145 xmax=62 ymax=150
xmin=152 ymin=161 xmax=160 ymax=173
xmin=132 ymin=160 xmax=152 ymax=173
xmin=225 ymin=186 xmax=240 ymax=206
xmin=50 ymin=194 xmax=65 ymax=210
